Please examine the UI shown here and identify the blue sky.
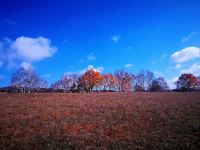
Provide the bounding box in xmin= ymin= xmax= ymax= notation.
xmin=0 ymin=0 xmax=200 ymax=88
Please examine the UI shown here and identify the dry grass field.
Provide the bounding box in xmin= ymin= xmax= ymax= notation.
xmin=0 ymin=92 xmax=199 ymax=149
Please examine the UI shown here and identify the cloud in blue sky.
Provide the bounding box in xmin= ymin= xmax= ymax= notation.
xmin=0 ymin=0 xmax=199 ymax=88
xmin=167 ymin=77 xmax=179 ymax=89
xmin=79 ymin=53 xmax=96 ymax=63
xmin=21 ymin=61 xmax=33 ymax=70
xmin=171 ymin=47 xmax=200 ymax=63
xmin=180 ymin=62 xmax=200 ymax=76
xmin=125 ymin=64 xmax=133 ymax=68
xmin=111 ymin=35 xmax=121 ymax=43
xmin=9 ymin=36 xmax=57 ymax=62
xmin=0 ymin=36 xmax=57 ymax=69
xmin=174 ymin=64 xmax=182 ymax=69
xmin=182 ymin=32 xmax=199 ymax=43
xmin=42 ymin=74 xmax=52 ymax=78
xmin=2 ymin=18 xmax=16 ymax=26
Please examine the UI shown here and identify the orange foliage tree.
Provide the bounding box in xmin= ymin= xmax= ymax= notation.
xmin=80 ymin=69 xmax=103 ymax=92
xmin=176 ymin=73 xmax=199 ymax=91
xmin=102 ymin=74 xmax=118 ymax=91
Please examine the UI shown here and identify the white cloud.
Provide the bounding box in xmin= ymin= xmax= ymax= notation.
xmin=79 ymin=53 xmax=96 ymax=63
xmin=182 ymin=32 xmax=199 ymax=42
xmin=175 ymin=64 xmax=182 ymax=69
xmin=171 ymin=46 xmax=200 ymax=63
xmin=80 ymin=65 xmax=104 ymax=74
xmin=167 ymin=77 xmax=178 ymax=89
xmin=21 ymin=62 xmax=33 ymax=70
xmin=87 ymin=53 xmax=96 ymax=61
xmin=9 ymin=36 xmax=57 ymax=62
xmin=180 ymin=62 xmax=200 ymax=76
xmin=125 ymin=64 xmax=133 ymax=68
xmin=111 ymin=35 xmax=120 ymax=43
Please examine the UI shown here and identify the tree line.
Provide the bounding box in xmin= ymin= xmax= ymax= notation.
xmin=1 ymin=67 xmax=200 ymax=93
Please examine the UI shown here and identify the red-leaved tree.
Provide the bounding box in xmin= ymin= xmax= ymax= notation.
xmin=102 ymin=74 xmax=118 ymax=91
xmin=80 ymin=69 xmax=103 ymax=92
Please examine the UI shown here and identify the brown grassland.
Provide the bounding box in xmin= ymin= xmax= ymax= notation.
xmin=0 ymin=92 xmax=199 ymax=149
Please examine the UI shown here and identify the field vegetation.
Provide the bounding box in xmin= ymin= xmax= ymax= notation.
xmin=0 ymin=92 xmax=199 ymax=149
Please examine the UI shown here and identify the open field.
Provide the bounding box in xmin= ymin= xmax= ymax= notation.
xmin=0 ymin=92 xmax=199 ymax=149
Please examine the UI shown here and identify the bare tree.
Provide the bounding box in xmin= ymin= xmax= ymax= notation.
xmin=11 ymin=67 xmax=47 ymax=93
xmin=134 ymin=70 xmax=145 ymax=91
xmin=145 ymin=70 xmax=154 ymax=91
xmin=51 ymin=73 xmax=80 ymax=92
xmin=114 ymin=69 xmax=133 ymax=92
xmin=134 ymin=70 xmax=154 ymax=91
xmin=115 ymin=70 xmax=124 ymax=91
xmin=65 ymin=73 xmax=80 ymax=92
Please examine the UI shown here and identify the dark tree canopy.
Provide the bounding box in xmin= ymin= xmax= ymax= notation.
xmin=150 ymin=77 xmax=169 ymax=92
xmin=176 ymin=73 xmax=199 ymax=91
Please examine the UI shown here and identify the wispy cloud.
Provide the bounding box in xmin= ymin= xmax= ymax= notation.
xmin=111 ymin=35 xmax=121 ymax=43
xmin=43 ymin=74 xmax=52 ymax=78
xmin=151 ymin=54 xmax=167 ymax=65
xmin=182 ymin=32 xmax=199 ymax=42
xmin=3 ymin=18 xmax=16 ymax=26
xmin=174 ymin=64 xmax=182 ymax=69
xmin=79 ymin=53 xmax=96 ymax=63
xmin=171 ymin=46 xmax=200 ymax=63
xmin=125 ymin=64 xmax=133 ymax=68
xmin=180 ymin=62 xmax=200 ymax=76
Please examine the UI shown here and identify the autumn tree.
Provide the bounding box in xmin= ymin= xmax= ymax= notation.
xmin=11 ymin=67 xmax=47 ymax=93
xmin=150 ymin=77 xmax=169 ymax=92
xmin=102 ymin=74 xmax=117 ymax=91
xmin=80 ymin=69 xmax=103 ymax=92
xmin=114 ymin=69 xmax=133 ymax=92
xmin=176 ymin=73 xmax=199 ymax=91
